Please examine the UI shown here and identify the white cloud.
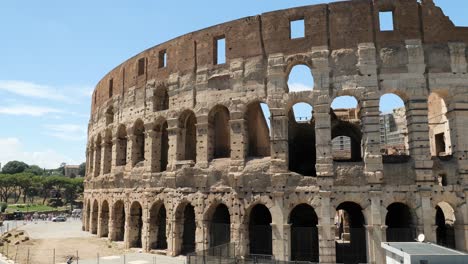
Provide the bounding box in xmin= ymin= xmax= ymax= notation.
xmin=0 ymin=105 xmax=62 ymax=116
xmin=44 ymin=124 xmax=87 ymax=141
xmin=0 ymin=80 xmax=93 ymax=103
xmin=0 ymin=137 xmax=81 ymax=169
xmin=288 ymin=82 xmax=313 ymax=92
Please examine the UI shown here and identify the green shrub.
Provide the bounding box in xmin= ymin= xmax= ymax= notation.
xmin=47 ymin=198 xmax=63 ymax=208
xmin=0 ymin=202 xmax=6 ymax=213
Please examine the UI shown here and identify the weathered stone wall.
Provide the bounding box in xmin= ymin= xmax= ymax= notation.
xmin=84 ymin=1 xmax=468 ymax=263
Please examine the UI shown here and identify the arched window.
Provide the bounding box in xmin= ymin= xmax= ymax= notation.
xmin=249 ymin=204 xmax=272 ymax=255
xmin=335 ymin=202 xmax=367 ymax=264
xmin=246 ymin=102 xmax=270 ymax=157
xmin=149 ymin=203 xmax=167 ymax=250
xmin=174 ymin=203 xmax=196 ymax=255
xmin=379 ymin=94 xmax=409 ymax=157
xmin=106 ymin=106 xmax=114 ymax=125
xmin=288 ymin=102 xmax=315 ymax=176
xmin=154 ymin=120 xmax=169 ymax=172
xmin=209 ymin=204 xmax=231 ymax=248
xmin=179 ymin=111 xmax=197 ymax=161
xmin=154 ymin=86 xmax=169 ymax=111
xmin=428 ymin=93 xmax=452 ymax=157
xmin=436 ymin=202 xmax=456 ymax=249
xmin=385 ymin=203 xmax=415 ymax=242
xmin=129 ymin=202 xmax=143 ymax=248
xmin=287 ymin=64 xmax=314 ymax=92
xmin=331 ymin=96 xmax=362 ymax=162
xmin=116 ymin=125 xmax=127 ymax=166
xmin=132 ymin=120 xmax=145 ymax=166
xmin=111 ymin=201 xmax=125 ymax=241
xmin=289 ymin=204 xmax=319 ymax=262
xmin=99 ymin=200 xmax=109 ymax=238
xmin=209 ymin=105 xmax=231 ymax=159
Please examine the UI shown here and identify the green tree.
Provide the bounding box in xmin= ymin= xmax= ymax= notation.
xmin=78 ymin=162 xmax=86 ymax=177
xmin=2 ymin=161 xmax=29 ymax=174
xmin=0 ymin=174 xmax=15 ymax=202
xmin=25 ymin=165 xmax=44 ymax=175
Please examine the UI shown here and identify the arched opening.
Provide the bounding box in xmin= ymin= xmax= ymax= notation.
xmin=99 ymin=200 xmax=109 ymax=238
xmin=154 ymin=86 xmax=169 ymax=111
xmin=106 ymin=106 xmax=114 ymax=125
xmin=335 ymin=202 xmax=367 ymax=264
xmin=379 ymin=94 xmax=409 ymax=157
xmin=209 ymin=204 xmax=231 ymax=248
xmin=91 ymin=200 xmax=98 ymax=234
xmin=289 ymin=204 xmax=319 ymax=262
xmin=155 ymin=121 xmax=169 ymax=172
xmin=103 ymin=130 xmax=112 ymax=174
xmin=132 ymin=119 xmax=145 ymax=166
xmin=385 ymin=203 xmax=415 ymax=242
xmin=149 ymin=203 xmax=167 ymax=250
xmin=111 ymin=200 xmax=125 ymax=242
xmin=209 ymin=106 xmax=231 ymax=159
xmin=181 ymin=204 xmax=196 ymax=254
xmin=94 ymin=135 xmax=102 ymax=177
xmin=331 ymin=96 xmax=362 ymax=162
xmin=428 ymin=93 xmax=452 ymax=157
xmin=129 ymin=202 xmax=143 ymax=248
xmin=246 ymin=102 xmax=271 ymax=158
xmin=436 ymin=202 xmax=456 ymax=249
xmin=180 ymin=111 xmax=197 ymax=161
xmin=116 ymin=125 xmax=128 ymax=166
xmin=288 ymin=102 xmax=316 ymax=176
xmin=249 ymin=204 xmax=272 ymax=256
xmin=287 ymin=64 xmax=314 ymax=92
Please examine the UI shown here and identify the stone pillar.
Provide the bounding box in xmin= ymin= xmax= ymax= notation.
xmin=89 ymin=146 xmax=95 ymax=177
xmin=406 ymin=97 xmax=433 ymax=184
xmin=366 ymin=191 xmax=385 ymax=264
xmin=102 ymin=139 xmax=112 ymax=175
xmin=195 ymin=220 xmax=209 ymax=252
xmin=315 ymin=96 xmax=333 ymax=182
xmin=229 ymin=116 xmax=247 ymax=173
xmin=361 ymin=93 xmax=384 ymax=185
xmin=269 ymin=108 xmax=288 ymax=172
xmin=235 ymin=222 xmax=249 ymax=257
xmin=144 ymin=128 xmax=158 ymax=173
xmin=420 ymin=191 xmax=436 ymax=243
xmin=111 ymin=138 xmax=118 ymax=171
xmin=271 ymin=193 xmax=286 ymax=261
xmin=455 ymin=190 xmax=468 ymax=251
xmin=125 ymin=131 xmax=135 ymax=171
xmin=99 ymin=141 xmax=106 ymax=176
xmin=283 ymin=224 xmax=291 ymax=261
xmin=142 ymin=206 xmax=150 ymax=252
xmin=196 ymin=117 xmax=210 ymax=168
xmin=318 ymin=191 xmax=335 ymax=264
xmin=446 ymin=101 xmax=468 ymax=185
xmin=108 ymin=217 xmax=116 ymax=240
xmin=124 ymin=205 xmax=131 ymax=249
xmin=167 ymin=119 xmax=181 ymax=171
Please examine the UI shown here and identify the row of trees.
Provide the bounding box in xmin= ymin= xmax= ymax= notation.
xmin=0 ymin=160 xmax=85 ymax=206
xmin=0 ymin=173 xmax=83 ymax=204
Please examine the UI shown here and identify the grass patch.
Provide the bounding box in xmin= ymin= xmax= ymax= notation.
xmin=5 ymin=204 xmax=60 ymax=213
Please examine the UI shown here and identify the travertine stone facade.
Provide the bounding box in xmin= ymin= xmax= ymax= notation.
xmin=83 ymin=1 xmax=468 ymax=263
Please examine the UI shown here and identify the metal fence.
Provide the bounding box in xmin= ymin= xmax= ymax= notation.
xmin=187 ymin=243 xmax=317 ymax=264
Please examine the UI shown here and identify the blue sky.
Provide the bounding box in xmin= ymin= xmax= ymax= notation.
xmin=0 ymin=0 xmax=466 ymax=169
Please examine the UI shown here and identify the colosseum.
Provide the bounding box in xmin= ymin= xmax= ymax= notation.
xmin=83 ymin=0 xmax=468 ymax=263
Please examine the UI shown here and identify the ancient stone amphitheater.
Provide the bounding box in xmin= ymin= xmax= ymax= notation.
xmin=83 ymin=0 xmax=468 ymax=263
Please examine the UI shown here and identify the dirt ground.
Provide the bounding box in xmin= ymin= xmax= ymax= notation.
xmin=0 ymin=220 xmax=133 ymax=264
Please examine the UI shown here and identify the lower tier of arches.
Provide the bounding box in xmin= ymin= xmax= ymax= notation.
xmin=83 ymin=189 xmax=468 ymax=264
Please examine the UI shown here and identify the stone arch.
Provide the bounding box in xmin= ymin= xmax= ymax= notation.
xmin=111 ymin=200 xmax=126 ymax=241
xmin=154 ymin=118 xmax=169 ymax=172
xmin=179 ymin=110 xmax=197 ymax=161
xmin=94 ymin=134 xmax=102 ymax=177
xmin=379 ymin=93 xmax=410 ymax=157
xmin=285 ymin=55 xmax=314 ymax=78
xmin=286 ymin=62 xmax=314 ymax=93
xmin=385 ymin=202 xmax=417 ymax=242
xmin=85 ymin=199 xmax=91 ymax=231
xmin=335 ymin=202 xmax=367 ymax=264
xmin=288 ymin=203 xmax=319 ymax=262
xmin=428 ymin=92 xmax=452 ymax=157
xmin=245 ymin=101 xmax=270 ymax=158
xmin=435 ymin=201 xmax=456 ymax=249
xmin=128 ymin=201 xmax=143 ymax=248
xmin=209 ymin=105 xmax=231 ymax=160
xmin=248 ymin=204 xmax=273 ymax=256
xmin=331 ymin=121 xmax=362 ymax=162
xmin=106 ymin=105 xmax=114 ymax=125
xmin=99 ymin=200 xmax=110 ymax=238
xmin=173 ymin=201 xmax=196 ymax=255
xmin=132 ymin=119 xmax=145 ymax=166
xmin=148 ymin=200 xmax=168 ymax=250
xmin=90 ymin=199 xmax=99 ymax=234
xmin=116 ymin=125 xmax=128 ymax=166
xmin=153 ymin=84 xmax=169 ymax=111
xmin=208 ymin=203 xmax=231 ymax=248
xmin=288 ymin=102 xmax=316 ymax=176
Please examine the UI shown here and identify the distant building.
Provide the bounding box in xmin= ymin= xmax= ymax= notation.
xmin=64 ymin=165 xmax=81 ymax=178
xmin=380 ymin=107 xmax=409 ymax=155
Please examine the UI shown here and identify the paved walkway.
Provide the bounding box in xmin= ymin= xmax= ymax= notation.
xmin=70 ymin=253 xmax=186 ymax=264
